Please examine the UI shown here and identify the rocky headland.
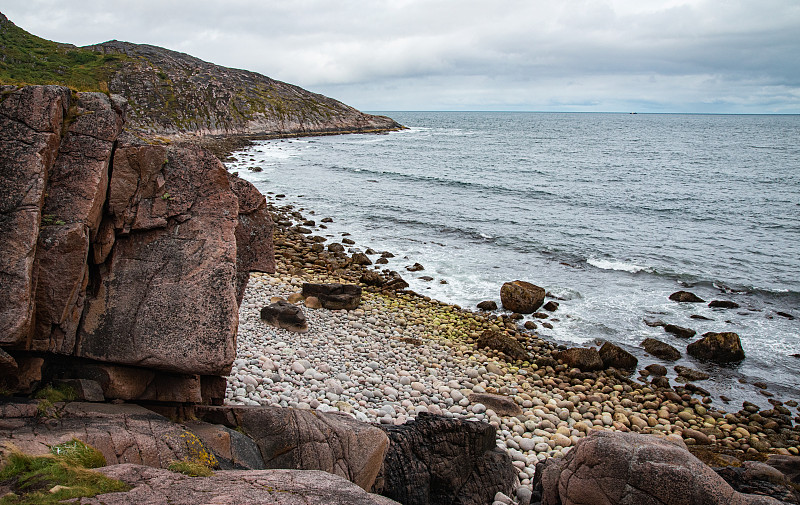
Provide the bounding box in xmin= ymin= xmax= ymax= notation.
xmin=1 ymin=12 xmax=799 ymax=504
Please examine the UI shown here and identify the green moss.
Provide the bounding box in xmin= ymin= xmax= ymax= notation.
xmin=34 ymin=384 xmax=76 ymax=403
xmin=0 ymin=442 xmax=128 ymax=504
xmin=0 ymin=18 xmax=129 ymax=91
xmin=167 ymin=460 xmax=214 ymax=477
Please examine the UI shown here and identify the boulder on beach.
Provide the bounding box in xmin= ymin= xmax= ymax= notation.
xmin=675 ymin=365 xmax=710 ymax=381
xmin=664 ymin=323 xmax=697 ymax=339
xmin=535 ymin=430 xmax=782 ymax=505
xmin=669 ymin=290 xmax=706 ymax=303
xmin=374 ymin=413 xmax=515 ymax=505
xmin=477 ymin=300 xmax=498 ymax=311
xmin=352 ymin=252 xmax=372 ymax=265
xmin=645 ymin=363 xmax=668 ymax=376
xmin=641 ymin=337 xmax=681 ymax=360
xmin=687 ymin=332 xmax=746 ymax=363
xmin=302 ymin=283 xmax=362 ymax=310
xmin=599 ymin=342 xmax=638 ymax=370
xmin=467 ymin=392 xmax=523 ymax=417
xmin=555 ymin=347 xmax=604 ymax=372
xmin=260 ymin=301 xmax=308 ymax=333
xmin=476 ymin=329 xmax=530 ymax=362
xmin=500 ymin=280 xmax=546 ymax=314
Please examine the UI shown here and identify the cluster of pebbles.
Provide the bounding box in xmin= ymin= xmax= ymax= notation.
xmin=225 ymin=199 xmax=800 ymax=491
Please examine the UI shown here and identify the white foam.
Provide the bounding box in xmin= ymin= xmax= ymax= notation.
xmin=587 ymin=257 xmax=648 ymax=274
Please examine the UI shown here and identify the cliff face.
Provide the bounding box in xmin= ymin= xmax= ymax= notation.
xmin=0 ymin=12 xmax=402 ymax=137
xmin=0 ymin=85 xmax=275 ymax=402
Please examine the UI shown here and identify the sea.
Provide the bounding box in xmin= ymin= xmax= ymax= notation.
xmin=225 ymin=111 xmax=800 ymax=410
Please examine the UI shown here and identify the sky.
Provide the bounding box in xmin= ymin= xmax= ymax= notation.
xmin=3 ymin=0 xmax=799 ymax=113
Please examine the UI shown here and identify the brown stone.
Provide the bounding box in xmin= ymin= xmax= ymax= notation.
xmin=260 ymin=301 xmax=308 ymax=333
xmin=500 ymin=280 xmax=546 ymax=314
xmin=476 ymin=330 xmax=530 ymax=362
xmin=669 ymin=290 xmax=706 ymax=303
xmin=467 ymin=392 xmax=523 ymax=417
xmin=302 ymin=283 xmax=362 ymax=310
xmin=555 ymin=347 xmax=604 ymax=372
xmin=687 ymin=332 xmax=746 ymax=363
xmin=641 ymin=337 xmax=681 ymax=360
xmin=599 ymin=342 xmax=638 ymax=370
xmin=663 ymin=323 xmax=696 ymax=339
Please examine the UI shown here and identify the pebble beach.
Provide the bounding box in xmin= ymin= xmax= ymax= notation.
xmin=225 ymin=199 xmax=800 ymax=494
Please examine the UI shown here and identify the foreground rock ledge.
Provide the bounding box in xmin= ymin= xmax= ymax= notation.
xmin=85 ymin=465 xmax=400 ymax=505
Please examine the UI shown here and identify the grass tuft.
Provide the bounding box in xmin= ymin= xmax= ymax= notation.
xmin=167 ymin=459 xmax=214 ymax=477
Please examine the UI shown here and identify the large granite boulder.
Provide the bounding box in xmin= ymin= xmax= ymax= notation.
xmin=88 ymin=465 xmax=400 ymax=505
xmin=196 ymin=405 xmax=388 ymax=492
xmin=641 ymin=337 xmax=681 ymax=361
xmin=230 ymin=175 xmax=275 ymax=304
xmin=555 ymin=347 xmax=604 ymax=372
xmin=373 ymin=413 xmax=516 ymax=505
xmin=599 ymin=342 xmax=638 ymax=370
xmin=500 ymin=280 xmax=546 ymax=314
xmin=476 ymin=329 xmax=530 ymax=362
xmin=535 ymin=430 xmax=781 ymax=505
xmin=302 ymin=283 xmax=362 ymax=310
xmin=687 ymin=332 xmax=746 ymax=363
xmin=0 ymin=85 xmax=70 ymax=347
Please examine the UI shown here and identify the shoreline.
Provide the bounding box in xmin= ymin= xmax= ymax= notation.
xmin=226 ymin=197 xmax=800 ymax=490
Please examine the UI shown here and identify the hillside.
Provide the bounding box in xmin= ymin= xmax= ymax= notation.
xmin=0 ymin=12 xmax=401 ymax=137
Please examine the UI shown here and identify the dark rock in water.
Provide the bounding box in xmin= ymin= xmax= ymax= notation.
xmin=360 ymin=270 xmax=385 ymax=287
xmin=365 ymin=248 xmax=377 ymax=255
xmin=322 ymin=217 xmax=334 ymax=223
xmin=500 ymin=280 xmax=546 ymax=314
xmin=476 ymin=330 xmax=529 ymax=362
xmin=715 ymin=461 xmax=800 ymax=504
xmin=641 ymin=338 xmax=681 ymax=360
xmin=599 ymin=342 xmax=638 ymax=370
xmin=664 ymin=323 xmax=696 ymax=339
xmin=533 ymin=312 xmax=549 ymax=319
xmin=669 ymin=290 xmax=706 ymax=303
xmin=477 ymin=300 xmax=498 ymax=311
xmin=709 ymin=300 xmax=740 ymax=309
xmin=687 ymin=332 xmax=745 ymax=363
xmin=510 ymin=312 xmax=524 ymax=320
xmin=555 ymin=347 xmax=604 ymax=372
xmin=534 ymin=430 xmax=779 ymax=505
xmin=644 ymin=318 xmax=665 ymax=327
xmin=351 ymin=252 xmax=372 ymax=265
xmin=328 ymin=243 xmax=345 ymax=253
xmin=260 ymin=301 xmax=308 ymax=333
xmin=342 ymin=238 xmax=356 ymax=245
xmin=383 ymin=274 xmax=410 ymax=292
xmin=645 ymin=363 xmax=668 ymax=376
xmin=674 ymin=365 xmax=710 ymax=381
xmin=380 ymin=251 xmax=395 ymax=258
xmin=777 ymin=311 xmax=795 ymax=320
xmin=373 ymin=413 xmax=515 ymax=505
xmin=302 ymin=283 xmax=362 ymax=310
xmin=691 ymin=314 xmax=713 ymax=320
xmin=541 ymin=322 xmax=553 ymax=329
xmin=405 ymin=262 xmax=425 ymax=272
xmin=543 ymin=301 xmax=559 ymax=312
xmin=524 ymin=321 xmax=537 ymax=330
xmin=418 ymin=276 xmax=434 ymax=281
xmin=376 ymin=257 xmax=389 ymax=264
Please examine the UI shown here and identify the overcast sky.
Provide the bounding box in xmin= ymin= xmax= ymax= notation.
xmin=4 ymin=0 xmax=799 ymax=113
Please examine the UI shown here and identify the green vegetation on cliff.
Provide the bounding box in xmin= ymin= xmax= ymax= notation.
xmin=0 ymin=13 xmax=126 ymax=92
xmin=0 ymin=11 xmax=401 ymax=137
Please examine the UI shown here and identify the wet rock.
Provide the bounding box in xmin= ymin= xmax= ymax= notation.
xmin=477 ymin=300 xmax=498 ymax=311
xmin=776 ymin=311 xmax=795 ymax=320
xmin=555 ymin=347 xmax=604 ymax=372
xmin=500 ymin=280 xmax=546 ymax=314
xmin=669 ymin=291 xmax=706 ymax=303
xmin=599 ymin=342 xmax=638 ymax=370
xmin=715 ymin=461 xmax=799 ymax=504
xmin=641 ymin=338 xmax=681 ymax=361
xmin=675 ymin=365 xmax=710 ymax=381
xmin=352 ymin=252 xmax=373 ymax=265
xmin=535 ymin=430 xmax=780 ymax=505
xmin=645 ymin=363 xmax=668 ymax=376
xmin=664 ymin=324 xmax=696 ymax=339
xmin=687 ymin=332 xmax=746 ymax=363
xmin=405 ymin=262 xmax=425 ymax=272
xmin=329 ymin=243 xmax=345 ymax=253
xmin=360 ymin=270 xmax=385 ymax=286
xmin=524 ymin=321 xmax=537 ymax=330
xmin=260 ymin=301 xmax=308 ymax=333
xmin=709 ymin=300 xmax=740 ymax=309
xmin=374 ymin=413 xmax=515 ymax=505
xmin=476 ymin=330 xmax=530 ymax=362
xmin=543 ymin=301 xmax=559 ymax=312
xmin=302 ymin=283 xmax=362 ymax=310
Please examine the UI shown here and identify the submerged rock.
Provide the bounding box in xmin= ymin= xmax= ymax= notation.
xmin=709 ymin=300 xmax=740 ymax=309
xmin=664 ymin=323 xmax=697 ymax=339
xmin=641 ymin=338 xmax=681 ymax=360
xmin=669 ymin=290 xmax=706 ymax=303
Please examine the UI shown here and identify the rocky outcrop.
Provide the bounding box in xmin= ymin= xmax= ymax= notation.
xmin=687 ymin=332 xmax=746 ymax=362
xmin=641 ymin=337 xmax=681 ymax=361
xmin=196 ymin=405 xmax=388 ymax=492
xmin=0 ymin=85 xmax=275 ymax=399
xmin=535 ymin=430 xmax=781 ymax=505
xmin=500 ymin=280 xmax=546 ymax=314
xmin=599 ymin=342 xmax=638 ymax=370
xmin=88 ymin=465 xmax=401 ymax=505
xmin=373 ymin=413 xmax=516 ymax=505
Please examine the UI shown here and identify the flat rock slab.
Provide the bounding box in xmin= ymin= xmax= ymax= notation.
xmin=81 ymin=465 xmax=400 ymax=505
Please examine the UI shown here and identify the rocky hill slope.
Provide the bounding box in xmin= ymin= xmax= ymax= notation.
xmin=0 ymin=12 xmax=401 ymax=137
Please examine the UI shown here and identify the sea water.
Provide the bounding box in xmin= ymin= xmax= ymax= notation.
xmin=226 ymin=112 xmax=800 ymax=409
